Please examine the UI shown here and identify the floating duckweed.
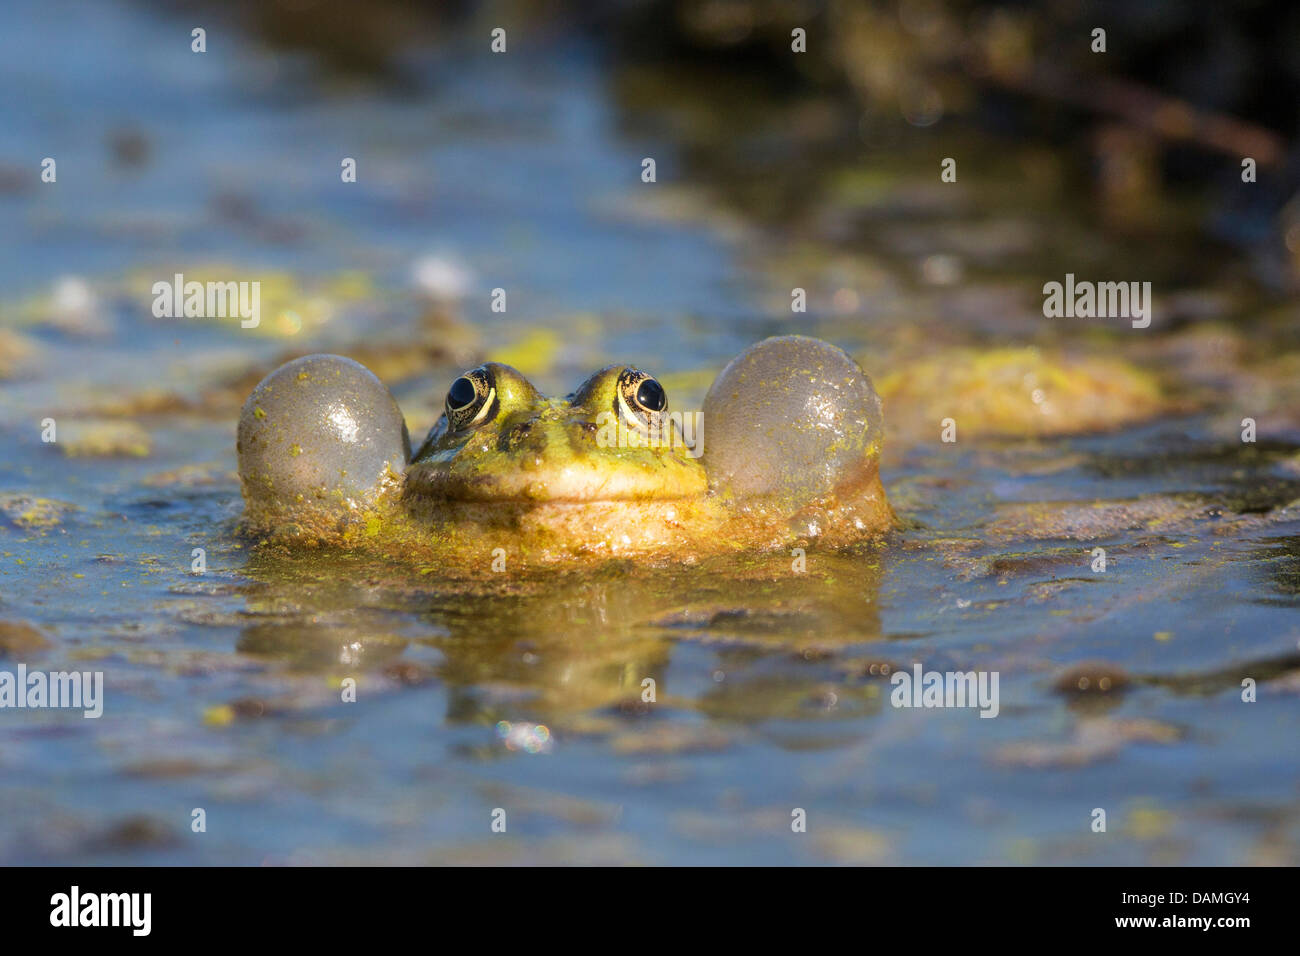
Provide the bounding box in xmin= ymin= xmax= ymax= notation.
xmin=0 ymin=493 xmax=79 ymax=528
xmin=876 ymin=347 xmax=1163 ymax=438
xmin=202 ymin=705 xmax=236 ymax=727
xmin=60 ymin=420 xmax=151 ymax=458
xmin=492 ymin=329 xmax=562 ymax=376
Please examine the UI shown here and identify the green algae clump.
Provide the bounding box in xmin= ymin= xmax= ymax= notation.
xmin=877 ymin=347 xmax=1163 ymax=439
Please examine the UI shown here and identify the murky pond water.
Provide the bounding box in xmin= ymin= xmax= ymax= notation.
xmin=1 ymin=0 xmax=1298 ymax=865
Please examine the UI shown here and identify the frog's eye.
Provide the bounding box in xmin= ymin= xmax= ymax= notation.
xmin=445 ymin=366 xmax=497 ymax=431
xmin=616 ymin=368 xmax=667 ymax=428
xmin=635 ymin=377 xmax=666 ymax=412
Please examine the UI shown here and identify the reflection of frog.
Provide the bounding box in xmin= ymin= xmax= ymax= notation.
xmin=231 ymin=548 xmax=887 ymax=726
xmin=236 ymin=336 xmax=894 ymax=565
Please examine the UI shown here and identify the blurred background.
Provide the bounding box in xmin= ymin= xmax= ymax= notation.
xmin=1 ymin=0 xmax=1298 ymax=865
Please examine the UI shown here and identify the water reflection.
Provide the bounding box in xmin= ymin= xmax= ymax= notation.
xmin=238 ymin=547 xmax=886 ymax=727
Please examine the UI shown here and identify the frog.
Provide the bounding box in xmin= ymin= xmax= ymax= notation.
xmin=236 ymin=335 xmax=894 ymax=566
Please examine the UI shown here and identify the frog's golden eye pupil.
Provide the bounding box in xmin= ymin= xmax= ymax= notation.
xmin=636 ymin=378 xmax=666 ymax=412
xmin=447 ymin=376 xmax=477 ymax=411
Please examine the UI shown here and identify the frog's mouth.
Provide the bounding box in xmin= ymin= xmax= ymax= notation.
xmin=404 ymin=457 xmax=709 ymax=504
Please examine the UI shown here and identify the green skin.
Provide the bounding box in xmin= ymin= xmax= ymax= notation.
xmin=405 ymin=363 xmax=709 ymax=505
xmin=236 ymin=336 xmax=894 ymax=565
